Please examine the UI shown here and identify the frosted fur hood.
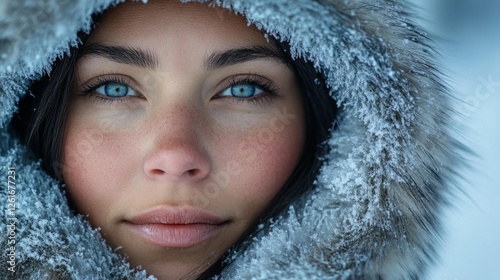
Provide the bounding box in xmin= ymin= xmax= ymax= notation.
xmin=0 ymin=0 xmax=461 ymax=279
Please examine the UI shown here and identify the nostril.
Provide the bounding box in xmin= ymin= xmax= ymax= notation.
xmin=151 ymin=169 xmax=166 ymax=175
xmin=151 ymin=169 xmax=199 ymax=176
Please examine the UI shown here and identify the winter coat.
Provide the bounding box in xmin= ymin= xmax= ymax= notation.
xmin=0 ymin=0 xmax=463 ymax=279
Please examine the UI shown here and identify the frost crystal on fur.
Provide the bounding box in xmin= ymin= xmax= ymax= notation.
xmin=1 ymin=0 xmax=462 ymax=279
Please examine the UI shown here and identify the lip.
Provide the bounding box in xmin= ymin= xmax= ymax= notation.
xmin=124 ymin=207 xmax=228 ymax=248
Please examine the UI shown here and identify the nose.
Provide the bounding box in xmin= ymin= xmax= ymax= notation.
xmin=144 ymin=146 xmax=210 ymax=181
xmin=143 ymin=105 xmax=210 ymax=182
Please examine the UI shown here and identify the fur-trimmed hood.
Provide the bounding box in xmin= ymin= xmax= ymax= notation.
xmin=1 ymin=0 xmax=462 ymax=279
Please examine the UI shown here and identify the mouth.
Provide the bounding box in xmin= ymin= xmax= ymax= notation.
xmin=124 ymin=207 xmax=229 ymax=248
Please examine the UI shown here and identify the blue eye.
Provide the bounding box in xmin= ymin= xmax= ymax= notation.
xmin=220 ymin=84 xmax=265 ymax=98
xmin=95 ymin=82 xmax=139 ymax=98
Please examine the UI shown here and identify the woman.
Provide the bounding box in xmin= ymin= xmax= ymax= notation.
xmin=1 ymin=0 xmax=462 ymax=279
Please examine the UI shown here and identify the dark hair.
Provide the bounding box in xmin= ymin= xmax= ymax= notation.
xmin=12 ymin=32 xmax=90 ymax=181
xmin=12 ymin=25 xmax=336 ymax=280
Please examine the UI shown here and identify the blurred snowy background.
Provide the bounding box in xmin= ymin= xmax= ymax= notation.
xmin=412 ymin=0 xmax=500 ymax=279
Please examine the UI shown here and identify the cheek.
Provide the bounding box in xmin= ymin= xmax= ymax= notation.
xmin=214 ymin=109 xmax=305 ymax=218
xmin=61 ymin=120 xmax=137 ymax=223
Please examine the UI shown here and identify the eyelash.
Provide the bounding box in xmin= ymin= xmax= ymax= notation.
xmin=216 ymin=75 xmax=280 ymax=105
xmin=79 ymin=75 xmax=139 ymax=105
xmin=78 ymin=75 xmax=280 ymax=105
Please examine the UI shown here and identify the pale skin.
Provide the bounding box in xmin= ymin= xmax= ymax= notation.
xmin=62 ymin=1 xmax=305 ymax=279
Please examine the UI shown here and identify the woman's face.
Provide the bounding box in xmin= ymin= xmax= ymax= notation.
xmin=62 ymin=1 xmax=304 ymax=279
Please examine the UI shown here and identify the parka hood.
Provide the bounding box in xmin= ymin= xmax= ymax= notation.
xmin=1 ymin=0 xmax=462 ymax=279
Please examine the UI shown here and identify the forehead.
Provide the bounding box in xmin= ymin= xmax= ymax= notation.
xmin=88 ymin=1 xmax=269 ymax=50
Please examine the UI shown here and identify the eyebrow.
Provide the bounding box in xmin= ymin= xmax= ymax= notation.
xmin=78 ymin=44 xmax=288 ymax=70
xmin=79 ymin=43 xmax=159 ymax=70
xmin=204 ymin=46 xmax=289 ymax=70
